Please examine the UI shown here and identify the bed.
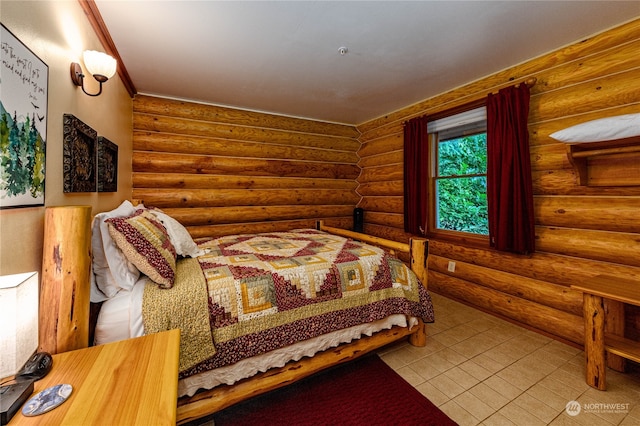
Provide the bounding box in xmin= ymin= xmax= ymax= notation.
xmin=42 ymin=201 xmax=434 ymax=424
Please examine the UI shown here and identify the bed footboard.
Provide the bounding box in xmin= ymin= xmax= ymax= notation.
xmin=177 ymin=321 xmax=419 ymax=424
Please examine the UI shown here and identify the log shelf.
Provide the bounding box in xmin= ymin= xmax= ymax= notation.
xmin=566 ymin=136 xmax=640 ymax=186
xmin=571 ymin=275 xmax=640 ymax=390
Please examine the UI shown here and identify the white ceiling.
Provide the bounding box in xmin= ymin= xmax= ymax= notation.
xmin=95 ymin=1 xmax=639 ymax=125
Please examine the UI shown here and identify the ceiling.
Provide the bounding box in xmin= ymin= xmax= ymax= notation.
xmin=94 ymin=1 xmax=639 ymax=125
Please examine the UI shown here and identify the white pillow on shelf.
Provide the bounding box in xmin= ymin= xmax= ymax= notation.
xmin=549 ymin=113 xmax=640 ymax=143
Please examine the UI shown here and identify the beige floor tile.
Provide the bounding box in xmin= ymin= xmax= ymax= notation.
xmin=548 ymin=367 xmax=591 ymax=394
xmin=383 ymin=293 xmax=640 ymax=426
xmin=442 ymin=366 xmax=481 ymax=391
xmin=496 ymin=362 xmax=546 ymax=391
xmin=481 ymin=412 xmax=518 ymax=426
xmin=512 ymin=392 xmax=561 ymax=424
xmin=498 ymin=401 xmax=547 ymax=426
xmin=459 ymin=359 xmax=494 ymax=381
xmin=438 ymin=323 xmax=484 ymax=345
xmin=467 ymin=316 xmax=504 ymax=333
xmin=525 ymin=383 xmax=574 ymax=412
xmin=483 ymin=376 xmax=523 ymax=400
xmin=430 ymin=372 xmax=468 ymax=399
xmin=392 ymin=364 xmax=427 ymax=387
xmin=414 ymin=380 xmax=451 ymax=407
xmin=481 ymin=323 xmax=526 ymax=343
xmin=483 ymin=342 xmax=527 ymax=367
xmin=439 ymin=347 xmax=470 ymax=366
xmin=452 ymin=333 xmax=503 ymax=358
xmin=536 ymin=375 xmax=585 ymax=401
xmin=541 ymin=340 xmax=581 ymax=359
xmin=472 ymin=353 xmax=510 ymax=374
xmin=514 ymin=353 xmax=559 ymax=376
xmin=455 ymin=391 xmax=496 ymax=421
xmin=528 ymin=348 xmax=572 ymax=370
xmin=440 ymin=400 xmax=481 ymax=426
xmin=469 ymin=382 xmax=511 ymax=410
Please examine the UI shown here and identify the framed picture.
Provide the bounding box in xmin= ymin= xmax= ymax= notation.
xmin=0 ymin=24 xmax=49 ymax=209
xmin=63 ymin=114 xmax=97 ymax=193
xmin=97 ymin=136 xmax=118 ymax=192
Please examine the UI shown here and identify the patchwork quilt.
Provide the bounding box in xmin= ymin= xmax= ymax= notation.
xmin=142 ymin=229 xmax=434 ymax=379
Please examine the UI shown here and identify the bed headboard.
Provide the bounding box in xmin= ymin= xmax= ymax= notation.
xmin=40 ymin=205 xmax=93 ymax=355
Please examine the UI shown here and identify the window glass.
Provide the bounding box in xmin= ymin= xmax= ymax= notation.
xmin=430 ymin=109 xmax=488 ymax=238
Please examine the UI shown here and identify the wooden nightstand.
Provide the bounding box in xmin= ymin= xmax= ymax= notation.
xmin=9 ymin=329 xmax=180 ymax=425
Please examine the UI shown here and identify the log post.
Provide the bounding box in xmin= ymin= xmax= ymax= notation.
xmin=583 ymin=293 xmax=606 ymax=390
xmin=408 ymin=319 xmax=427 ymax=347
xmin=39 ymin=205 xmax=92 ymax=354
xmin=408 ymin=237 xmax=428 ymax=347
xmin=409 ymin=237 xmax=428 ymax=289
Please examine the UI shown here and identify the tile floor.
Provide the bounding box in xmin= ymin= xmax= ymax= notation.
xmin=378 ymin=293 xmax=640 ymax=425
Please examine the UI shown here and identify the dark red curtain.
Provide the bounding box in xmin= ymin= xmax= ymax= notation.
xmin=403 ymin=115 xmax=429 ymax=236
xmin=486 ymin=84 xmax=535 ymax=254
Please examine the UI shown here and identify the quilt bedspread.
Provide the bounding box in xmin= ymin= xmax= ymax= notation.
xmin=144 ymin=229 xmax=434 ymax=379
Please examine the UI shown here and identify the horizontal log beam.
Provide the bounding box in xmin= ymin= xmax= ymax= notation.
xmin=429 ymin=271 xmax=583 ymax=345
xmin=133 ymin=114 xmax=360 ymax=151
xmin=134 ymin=132 xmax=358 ymax=163
xmin=134 ymin=94 xmax=360 ymax=139
xmin=430 ymin=240 xmax=640 ymax=288
xmin=134 ymin=188 xmax=360 ymax=209
xmin=535 ymin=196 xmax=640 ymax=233
xmin=133 ymin=173 xmax=358 ymax=190
xmin=132 ymin=152 xmax=360 ymax=179
xmin=161 ymin=205 xmax=354 ymax=226
xmin=430 ymin=254 xmax=583 ymax=316
xmin=536 ymin=226 xmax=640 ymax=268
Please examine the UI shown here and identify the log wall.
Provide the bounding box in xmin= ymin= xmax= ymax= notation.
xmin=132 ymin=96 xmax=360 ymax=237
xmin=356 ymin=19 xmax=640 ymax=346
xmin=131 ymin=19 xmax=640 ymax=348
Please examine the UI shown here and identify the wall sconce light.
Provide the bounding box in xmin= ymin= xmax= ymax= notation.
xmin=70 ymin=50 xmax=117 ymax=97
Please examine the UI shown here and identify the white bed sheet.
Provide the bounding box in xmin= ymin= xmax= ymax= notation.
xmin=95 ymin=278 xmax=416 ymax=398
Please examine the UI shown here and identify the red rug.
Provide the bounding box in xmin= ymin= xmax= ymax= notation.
xmin=213 ymin=355 xmax=458 ymax=425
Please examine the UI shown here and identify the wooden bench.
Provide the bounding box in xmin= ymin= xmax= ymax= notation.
xmin=571 ymin=275 xmax=640 ymax=390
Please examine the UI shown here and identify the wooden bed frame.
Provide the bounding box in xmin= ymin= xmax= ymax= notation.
xmin=40 ymin=208 xmax=429 ymax=425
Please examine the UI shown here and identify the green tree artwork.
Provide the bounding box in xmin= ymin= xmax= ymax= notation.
xmin=1 ymin=23 xmax=48 ymax=208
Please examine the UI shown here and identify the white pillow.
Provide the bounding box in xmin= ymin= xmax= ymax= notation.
xmin=90 ymin=200 xmax=141 ymax=302
xmin=147 ymin=209 xmax=205 ymax=258
xmin=550 ymin=113 xmax=640 ymax=143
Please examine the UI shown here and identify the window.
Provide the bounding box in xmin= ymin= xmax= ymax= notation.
xmin=428 ymin=106 xmax=489 ymax=239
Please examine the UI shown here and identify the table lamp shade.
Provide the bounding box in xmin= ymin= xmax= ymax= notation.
xmin=0 ymin=272 xmax=38 ymax=379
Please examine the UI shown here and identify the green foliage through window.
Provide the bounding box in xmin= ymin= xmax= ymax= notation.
xmin=435 ymin=133 xmax=488 ymax=235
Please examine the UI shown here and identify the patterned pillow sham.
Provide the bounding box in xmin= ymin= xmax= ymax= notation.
xmin=106 ymin=209 xmax=177 ymax=288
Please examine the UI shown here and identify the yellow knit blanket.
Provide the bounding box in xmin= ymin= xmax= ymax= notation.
xmin=142 ymin=257 xmax=215 ymax=372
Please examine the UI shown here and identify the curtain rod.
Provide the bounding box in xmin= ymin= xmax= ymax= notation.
xmin=497 ymin=77 xmax=537 ymax=93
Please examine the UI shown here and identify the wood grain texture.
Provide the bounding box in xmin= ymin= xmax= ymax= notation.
xmin=355 ymin=19 xmax=640 ymax=347
xmin=39 ymin=206 xmax=92 ymax=355
xmin=12 ymin=330 xmax=180 ymax=425
xmin=582 ymin=293 xmax=606 ymax=389
xmin=133 ymin=95 xmax=361 ymax=237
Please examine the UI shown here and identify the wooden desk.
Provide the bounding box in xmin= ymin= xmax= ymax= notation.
xmin=10 ymin=329 xmax=180 ymax=425
xmin=571 ymin=275 xmax=640 ymax=390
